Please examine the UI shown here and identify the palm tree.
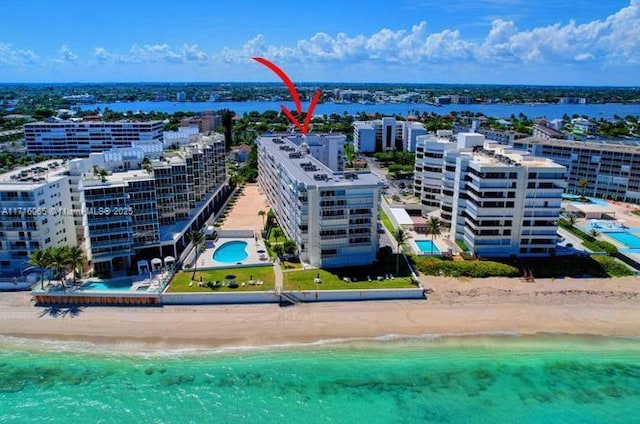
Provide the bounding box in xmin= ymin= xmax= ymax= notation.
xmin=187 ymin=230 xmax=206 ymax=280
xmin=272 ymin=227 xmax=282 ymax=244
xmin=28 ymin=249 xmax=52 ymax=290
xmin=392 ymin=227 xmax=409 ymax=275
xmin=427 ymin=217 xmax=443 ymax=255
xmin=49 ymin=246 xmax=69 ymax=288
xmin=589 ymin=229 xmax=600 ymax=239
xmin=577 ymin=179 xmax=589 ymax=198
xmin=258 ymin=210 xmax=266 ymax=230
xmin=64 ymin=246 xmax=85 ymax=285
xmin=567 ymin=213 xmax=578 ymax=228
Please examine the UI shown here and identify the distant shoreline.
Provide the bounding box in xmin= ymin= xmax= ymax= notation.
xmin=75 ymin=100 xmax=640 ymax=119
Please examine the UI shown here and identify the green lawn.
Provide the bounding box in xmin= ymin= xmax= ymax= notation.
xmin=284 ymin=268 xmax=416 ymax=290
xmin=379 ymin=209 xmax=395 ymax=233
xmin=267 ymin=226 xmax=285 ymax=244
xmin=168 ymin=266 xmax=275 ymax=292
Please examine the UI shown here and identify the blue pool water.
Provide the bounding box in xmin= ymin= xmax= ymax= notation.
xmin=213 ymin=240 xmax=249 ymax=263
xmin=79 ymin=280 xmax=134 ymax=292
xmin=582 ymin=219 xmax=628 ymax=233
xmin=416 ymin=240 xmax=440 ymax=254
xmin=606 ymin=232 xmax=640 ymax=249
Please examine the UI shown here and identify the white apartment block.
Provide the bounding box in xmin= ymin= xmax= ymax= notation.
xmin=403 ymin=121 xmax=428 ymax=152
xmin=0 ymin=134 xmax=228 ymax=277
xmin=257 ymin=134 xmax=380 ymax=267
xmin=25 ymin=120 xmax=164 ymax=157
xmin=72 ymin=134 xmax=228 ymax=274
xmin=413 ymin=133 xmax=458 ymax=208
xmin=0 ymin=161 xmax=76 ymax=277
xmin=414 ymin=133 xmax=566 ymax=258
xmin=447 ymin=134 xmax=566 ymax=258
xmin=285 ymin=133 xmax=346 ymax=172
xmin=353 ymin=118 xmax=425 ymax=153
xmin=512 ymin=137 xmax=640 ymax=202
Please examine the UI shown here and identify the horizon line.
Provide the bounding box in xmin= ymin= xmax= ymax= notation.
xmin=1 ymin=81 xmax=639 ymax=89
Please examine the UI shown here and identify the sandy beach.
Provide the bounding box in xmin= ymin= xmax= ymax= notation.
xmin=1 ymin=276 xmax=639 ymax=352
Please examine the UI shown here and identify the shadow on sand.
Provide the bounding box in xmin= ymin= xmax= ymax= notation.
xmin=37 ymin=305 xmax=85 ymax=318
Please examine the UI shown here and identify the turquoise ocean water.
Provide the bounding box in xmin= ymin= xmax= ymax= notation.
xmin=1 ymin=335 xmax=640 ymax=423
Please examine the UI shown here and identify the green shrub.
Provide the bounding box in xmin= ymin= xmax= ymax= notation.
xmin=455 ymin=240 xmax=469 ymax=252
xmin=412 ymin=256 xmax=520 ymax=278
xmin=592 ymin=256 xmax=634 ymax=277
xmin=593 ymin=240 xmax=618 ymax=256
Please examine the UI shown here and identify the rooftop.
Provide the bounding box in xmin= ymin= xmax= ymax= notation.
xmin=259 ymin=134 xmax=380 ymax=188
xmin=0 ymin=159 xmax=69 ymax=188
xmin=516 ymin=136 xmax=640 ymax=153
xmin=25 ymin=119 xmax=164 ymax=127
xmin=472 ymin=144 xmax=566 ymax=169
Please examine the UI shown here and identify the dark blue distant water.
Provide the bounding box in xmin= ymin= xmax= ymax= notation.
xmin=80 ymin=100 xmax=640 ymax=119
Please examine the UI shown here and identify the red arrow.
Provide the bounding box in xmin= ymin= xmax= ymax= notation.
xmin=253 ymin=57 xmax=321 ymax=135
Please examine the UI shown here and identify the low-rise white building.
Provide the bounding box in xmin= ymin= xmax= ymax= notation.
xmin=24 ymin=120 xmax=164 ymax=157
xmin=257 ymin=134 xmax=380 ymax=267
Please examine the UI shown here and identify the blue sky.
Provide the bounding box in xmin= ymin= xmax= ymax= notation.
xmin=0 ymin=0 xmax=638 ymax=85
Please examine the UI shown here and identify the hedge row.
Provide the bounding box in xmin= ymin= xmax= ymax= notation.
xmin=412 ymin=257 xmax=520 ymax=278
xmin=592 ymin=256 xmax=635 ymax=277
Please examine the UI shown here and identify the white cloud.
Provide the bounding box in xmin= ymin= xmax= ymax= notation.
xmin=58 ymin=45 xmax=77 ymax=62
xmin=182 ymin=44 xmax=208 ymax=61
xmin=129 ymin=44 xmax=183 ymax=63
xmin=574 ymin=52 xmax=594 ymax=61
xmin=93 ymin=43 xmax=210 ymax=65
xmin=0 ymin=41 xmax=37 ymax=67
xmin=218 ymin=1 xmax=640 ymax=67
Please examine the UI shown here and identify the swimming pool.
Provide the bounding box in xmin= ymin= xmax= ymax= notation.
xmin=415 ymin=240 xmax=440 ymax=254
xmin=213 ymin=240 xmax=249 ymax=263
xmin=583 ymin=219 xmax=627 ymax=233
xmin=79 ymin=279 xmax=135 ymax=292
xmin=606 ymin=232 xmax=640 ymax=249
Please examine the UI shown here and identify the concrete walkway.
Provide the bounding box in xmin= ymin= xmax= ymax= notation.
xmin=273 ymin=259 xmax=284 ymax=294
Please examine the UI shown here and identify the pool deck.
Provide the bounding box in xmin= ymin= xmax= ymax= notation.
xmin=197 ymin=237 xmax=271 ymax=269
xmin=67 ymin=271 xmax=169 ymax=293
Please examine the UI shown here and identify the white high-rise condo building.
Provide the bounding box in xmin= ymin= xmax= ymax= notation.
xmin=414 ymin=133 xmax=566 ymax=258
xmin=0 ymin=161 xmax=76 ymax=278
xmin=512 ymin=137 xmax=640 ymax=203
xmin=0 ymin=134 xmax=229 ymax=277
xmin=413 ymin=133 xmax=458 ymax=208
xmin=72 ymin=134 xmax=228 ymax=274
xmin=257 ymin=134 xmax=380 ymax=267
xmin=25 ymin=120 xmax=164 ymax=157
xmin=353 ymin=118 xmax=425 ymax=152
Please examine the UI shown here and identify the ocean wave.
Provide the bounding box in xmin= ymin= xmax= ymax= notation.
xmin=1 ymin=331 xmax=639 ymax=358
